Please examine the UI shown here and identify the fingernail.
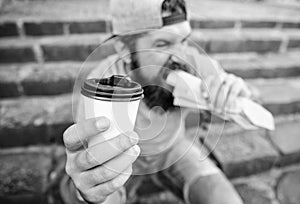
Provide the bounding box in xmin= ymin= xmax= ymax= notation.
xmin=132 ymin=145 xmax=141 ymax=155
xmin=95 ymin=117 xmax=110 ymax=130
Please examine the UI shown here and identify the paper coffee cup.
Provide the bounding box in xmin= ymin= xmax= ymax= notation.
xmin=81 ymin=75 xmax=143 ymax=146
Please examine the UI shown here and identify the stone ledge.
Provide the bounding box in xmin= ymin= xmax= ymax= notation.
xmin=0 ymin=22 xmax=19 ymax=37
xmin=1 ymin=0 xmax=300 ymax=35
xmin=23 ymin=22 xmax=64 ymax=36
xmin=0 ymin=94 xmax=73 ymax=147
xmin=1 ymin=30 xmax=300 ymax=63
xmin=0 ymin=146 xmax=53 ymax=196
xmin=214 ymin=49 xmax=300 ymax=79
xmin=232 ymin=164 xmax=300 ymax=204
xmin=1 ymin=49 xmax=300 ymax=98
xmin=268 ymin=115 xmax=300 ymax=167
xmin=1 ymin=81 xmax=300 ymax=147
xmin=198 ymin=123 xmax=279 ymax=178
xmin=186 ymin=115 xmax=300 ymax=178
xmin=248 ymin=78 xmax=300 ymax=115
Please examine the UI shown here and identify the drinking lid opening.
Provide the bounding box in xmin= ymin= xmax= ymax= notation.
xmin=81 ymin=75 xmax=144 ymax=101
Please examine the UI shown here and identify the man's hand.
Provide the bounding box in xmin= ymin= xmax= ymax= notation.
xmin=63 ymin=117 xmax=140 ymax=203
xmin=204 ymin=73 xmax=252 ymax=116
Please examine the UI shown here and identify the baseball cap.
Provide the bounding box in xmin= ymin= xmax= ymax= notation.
xmin=110 ymin=0 xmax=188 ymax=35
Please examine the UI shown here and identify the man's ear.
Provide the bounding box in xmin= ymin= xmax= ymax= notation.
xmin=114 ymin=39 xmax=131 ymax=64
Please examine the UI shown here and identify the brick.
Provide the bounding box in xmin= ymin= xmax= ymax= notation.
xmin=0 ymin=147 xmax=52 ymax=196
xmin=208 ymin=38 xmax=244 ymax=53
xmin=241 ymin=21 xmax=277 ymax=28
xmin=24 ymin=22 xmax=64 ymax=36
xmin=0 ymin=62 xmax=98 ymax=97
xmin=270 ymin=115 xmax=300 ymax=155
xmin=207 ymin=37 xmax=281 ymax=53
xmin=249 ymin=78 xmax=300 ymax=115
xmin=282 ymin=22 xmax=300 ymax=29
xmin=0 ymin=47 xmax=36 ymax=63
xmin=0 ymin=22 xmax=18 ymax=37
xmin=0 ymin=95 xmax=72 ymax=147
xmin=199 ymin=29 xmax=284 ymax=53
xmin=232 ymin=168 xmax=281 ymax=204
xmin=42 ymin=44 xmax=97 ymax=61
xmin=41 ymin=36 xmax=114 ymax=62
xmin=243 ymin=39 xmax=281 ymax=53
xmin=198 ymin=124 xmax=279 ymax=178
xmin=288 ymin=39 xmax=300 ymax=48
xmin=190 ymin=20 xmax=235 ymax=29
xmin=267 ymin=115 xmax=300 ymax=166
xmin=0 ymin=34 xmax=112 ymax=63
xmin=0 ymin=65 xmax=22 ymax=97
xmin=235 ymin=183 xmax=276 ymax=204
xmin=0 ymin=194 xmax=47 ymax=204
xmin=69 ymin=20 xmax=107 ymax=33
xmin=276 ymin=170 xmax=300 ymax=204
xmin=20 ymin=63 xmax=80 ymax=95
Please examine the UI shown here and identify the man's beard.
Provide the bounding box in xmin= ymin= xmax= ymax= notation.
xmin=130 ymin=54 xmax=193 ymax=113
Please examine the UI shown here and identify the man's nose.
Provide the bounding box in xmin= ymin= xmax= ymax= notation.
xmin=170 ymin=44 xmax=187 ymax=63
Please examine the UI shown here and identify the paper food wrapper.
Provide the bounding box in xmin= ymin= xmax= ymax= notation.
xmin=166 ymin=70 xmax=275 ymax=131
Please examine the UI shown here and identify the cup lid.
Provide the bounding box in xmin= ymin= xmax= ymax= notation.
xmin=81 ymin=75 xmax=144 ymax=101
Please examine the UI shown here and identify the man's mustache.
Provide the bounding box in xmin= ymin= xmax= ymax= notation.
xmin=163 ymin=56 xmax=195 ymax=74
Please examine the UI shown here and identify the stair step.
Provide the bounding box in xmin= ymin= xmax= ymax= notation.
xmin=1 ymin=0 xmax=300 ymax=38
xmin=215 ymin=49 xmax=300 ymax=78
xmin=187 ymin=114 xmax=300 ymax=178
xmin=1 ymin=18 xmax=300 ymax=38
xmin=1 ymin=49 xmax=300 ymax=98
xmin=0 ymin=34 xmax=111 ymax=63
xmin=1 ymin=29 xmax=300 ymax=63
xmin=0 ymin=146 xmax=54 ymax=198
xmin=0 ymin=94 xmax=73 ymax=147
xmin=192 ymin=29 xmax=300 ymax=54
xmin=0 ymin=62 xmax=97 ymax=97
xmin=1 ymin=77 xmax=300 ymax=147
xmin=232 ymin=164 xmax=300 ymax=204
xmin=249 ymin=78 xmax=300 ymax=115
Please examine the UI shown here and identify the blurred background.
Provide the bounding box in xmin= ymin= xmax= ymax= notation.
xmin=0 ymin=0 xmax=300 ymax=203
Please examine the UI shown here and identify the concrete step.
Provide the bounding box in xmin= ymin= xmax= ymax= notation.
xmin=1 ymin=0 xmax=300 ymax=38
xmin=1 ymin=76 xmax=300 ymax=147
xmin=187 ymin=114 xmax=300 ymax=178
xmin=0 ymin=62 xmax=95 ymax=97
xmin=0 ymin=34 xmax=111 ymax=63
xmin=215 ymin=50 xmax=300 ymax=79
xmin=2 ymin=96 xmax=299 ymax=181
xmin=1 ymin=18 xmax=300 ymax=38
xmin=249 ymin=78 xmax=300 ymax=115
xmin=1 ymin=142 xmax=299 ymax=204
xmin=232 ymin=164 xmax=300 ymax=204
xmin=0 ymin=146 xmax=55 ymax=203
xmin=0 ymin=94 xmax=73 ymax=147
xmin=1 ymin=29 xmax=300 ymax=63
xmin=1 ymin=49 xmax=300 ymax=98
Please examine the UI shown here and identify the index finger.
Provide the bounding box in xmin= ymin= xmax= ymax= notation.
xmin=63 ymin=117 xmax=110 ymax=152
